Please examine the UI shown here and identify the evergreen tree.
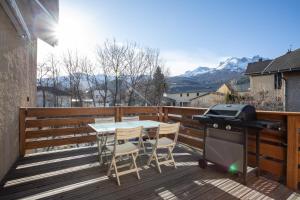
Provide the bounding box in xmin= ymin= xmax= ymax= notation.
xmin=152 ymin=66 xmax=167 ymax=105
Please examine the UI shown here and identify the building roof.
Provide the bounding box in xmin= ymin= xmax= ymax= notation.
xmin=245 ymin=60 xmax=273 ymax=75
xmin=166 ymin=91 xmax=206 ymax=95
xmin=245 ymin=48 xmax=300 ymax=75
xmin=190 ymin=92 xmax=224 ymax=101
xmin=162 ymin=96 xmax=176 ymax=103
xmin=263 ymin=48 xmax=300 ymax=73
xmin=1 ymin=0 xmax=59 ymax=46
xmin=223 ymin=83 xmax=235 ymax=92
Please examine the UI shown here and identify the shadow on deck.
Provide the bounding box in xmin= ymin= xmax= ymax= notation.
xmin=0 ymin=145 xmax=298 ymax=200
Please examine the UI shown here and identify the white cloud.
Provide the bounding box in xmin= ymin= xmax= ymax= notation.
xmin=161 ymin=49 xmax=227 ymax=76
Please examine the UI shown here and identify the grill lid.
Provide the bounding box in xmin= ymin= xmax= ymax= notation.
xmin=202 ymin=104 xmax=256 ymax=121
xmin=193 ymin=104 xmax=281 ymax=130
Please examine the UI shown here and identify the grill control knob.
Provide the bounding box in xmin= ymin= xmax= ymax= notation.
xmin=213 ymin=123 xmax=218 ymax=128
xmin=226 ymin=125 xmax=231 ymax=130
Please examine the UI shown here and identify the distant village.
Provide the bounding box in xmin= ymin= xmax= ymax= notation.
xmin=37 ymin=48 xmax=300 ymax=111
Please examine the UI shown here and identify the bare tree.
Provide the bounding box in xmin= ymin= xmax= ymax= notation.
xmin=37 ymin=62 xmax=50 ymax=107
xmin=96 ymin=45 xmax=111 ymax=107
xmin=63 ymin=50 xmax=83 ymax=107
xmin=124 ymin=43 xmax=148 ymax=105
xmin=96 ymin=39 xmax=128 ymax=106
xmin=81 ymin=57 xmax=96 ymax=106
xmin=238 ymin=91 xmax=284 ymax=111
xmin=46 ymin=54 xmax=61 ymax=106
xmin=95 ymin=39 xmax=168 ymax=106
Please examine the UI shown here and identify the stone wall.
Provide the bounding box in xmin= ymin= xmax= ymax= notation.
xmin=0 ymin=6 xmax=37 ymax=181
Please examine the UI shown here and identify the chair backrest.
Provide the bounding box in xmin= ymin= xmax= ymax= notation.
xmin=94 ymin=117 xmax=115 ymax=124
xmin=121 ymin=116 xmax=140 ymax=122
xmin=115 ymin=126 xmax=143 ymax=141
xmin=156 ymin=123 xmax=180 ymax=143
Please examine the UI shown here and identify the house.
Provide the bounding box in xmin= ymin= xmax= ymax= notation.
xmin=216 ymin=83 xmax=235 ymax=95
xmin=168 ymin=83 xmax=238 ymax=107
xmin=166 ymin=91 xmax=207 ymax=106
xmin=37 ymin=86 xmax=71 ymax=107
xmin=162 ymin=96 xmax=176 ymax=106
xmin=190 ymin=92 xmax=225 ymax=107
xmin=245 ymin=49 xmax=300 ymax=111
xmin=190 ymin=82 xmax=239 ymax=107
xmin=0 ymin=0 xmax=58 ymax=180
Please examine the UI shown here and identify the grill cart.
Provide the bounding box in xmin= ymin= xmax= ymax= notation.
xmin=192 ymin=104 xmax=281 ymax=184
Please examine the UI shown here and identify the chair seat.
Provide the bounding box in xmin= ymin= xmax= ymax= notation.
xmin=106 ymin=142 xmax=139 ymax=155
xmin=149 ymin=137 xmax=175 ymax=147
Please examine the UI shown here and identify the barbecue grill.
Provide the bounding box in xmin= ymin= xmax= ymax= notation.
xmin=192 ymin=104 xmax=281 ymax=184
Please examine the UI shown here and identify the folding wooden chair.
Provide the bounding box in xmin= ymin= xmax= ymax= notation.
xmin=106 ymin=126 xmax=143 ymax=186
xmin=121 ymin=116 xmax=148 ymax=154
xmin=147 ymin=123 xmax=180 ymax=173
xmin=94 ymin=117 xmax=115 ymax=164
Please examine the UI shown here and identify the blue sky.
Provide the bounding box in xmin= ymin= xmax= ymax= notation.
xmin=39 ymin=0 xmax=300 ymax=75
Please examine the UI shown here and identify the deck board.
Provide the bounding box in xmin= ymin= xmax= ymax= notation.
xmin=0 ymin=145 xmax=298 ymax=200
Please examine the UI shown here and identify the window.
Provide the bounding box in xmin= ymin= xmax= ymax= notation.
xmin=274 ymin=73 xmax=282 ymax=89
xmin=187 ymin=93 xmax=189 ymax=97
xmin=180 ymin=93 xmax=182 ymax=97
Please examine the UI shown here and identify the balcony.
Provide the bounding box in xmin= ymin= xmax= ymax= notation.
xmin=0 ymin=106 xmax=300 ymax=199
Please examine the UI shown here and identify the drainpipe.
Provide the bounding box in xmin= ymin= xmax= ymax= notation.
xmin=282 ymin=75 xmax=287 ymax=111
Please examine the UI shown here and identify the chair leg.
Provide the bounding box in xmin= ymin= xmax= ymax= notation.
xmin=107 ymin=156 xmax=114 ymax=177
xmin=147 ymin=148 xmax=155 ymax=165
xmin=113 ymin=157 xmax=121 ymax=186
xmin=168 ymin=146 xmax=177 ymax=169
xmin=132 ymin=153 xmax=140 ymax=180
xmin=154 ymin=152 xmax=162 ymax=173
xmin=166 ymin=147 xmax=172 ymax=160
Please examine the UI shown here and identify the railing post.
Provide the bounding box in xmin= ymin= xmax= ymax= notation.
xmin=286 ymin=115 xmax=299 ymax=190
xmin=163 ymin=107 xmax=168 ymax=122
xmin=119 ymin=106 xmax=123 ymax=122
xmin=115 ymin=107 xmax=120 ymax=122
xmin=158 ymin=106 xmax=163 ymax=122
xmin=19 ymin=108 xmax=26 ymax=157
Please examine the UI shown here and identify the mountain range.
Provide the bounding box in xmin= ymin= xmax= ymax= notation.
xmin=167 ymin=55 xmax=265 ymax=93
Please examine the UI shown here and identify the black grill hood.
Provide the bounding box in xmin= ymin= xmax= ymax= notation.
xmin=195 ymin=104 xmax=256 ymax=121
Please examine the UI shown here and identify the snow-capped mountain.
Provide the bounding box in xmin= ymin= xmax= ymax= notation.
xmin=180 ymin=55 xmax=263 ymax=77
xmin=181 ymin=66 xmax=211 ymax=77
xmin=168 ymin=55 xmax=266 ymax=93
xmin=216 ymin=55 xmax=262 ymax=72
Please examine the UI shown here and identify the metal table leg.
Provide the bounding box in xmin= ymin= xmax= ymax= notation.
xmin=97 ymin=132 xmax=108 ymax=166
xmin=96 ymin=132 xmax=103 ymax=165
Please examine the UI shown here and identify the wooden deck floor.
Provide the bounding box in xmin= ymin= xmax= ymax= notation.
xmin=0 ymin=145 xmax=299 ymax=200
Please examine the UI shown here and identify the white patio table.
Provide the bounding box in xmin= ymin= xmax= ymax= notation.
xmin=88 ymin=120 xmax=166 ymax=165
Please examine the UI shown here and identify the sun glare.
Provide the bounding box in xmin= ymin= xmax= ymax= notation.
xmin=54 ymin=11 xmax=93 ymax=51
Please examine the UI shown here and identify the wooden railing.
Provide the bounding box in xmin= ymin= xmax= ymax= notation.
xmin=19 ymin=106 xmax=300 ymax=190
